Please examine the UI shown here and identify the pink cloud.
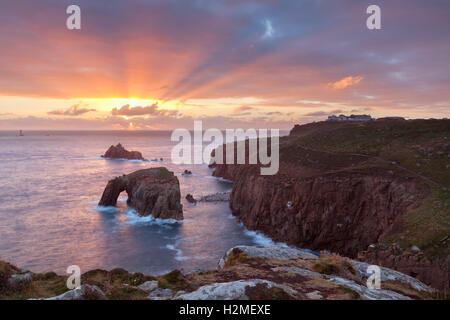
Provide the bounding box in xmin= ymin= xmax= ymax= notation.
xmin=329 ymin=76 xmax=363 ymax=90
xmin=48 ymin=104 xmax=96 ymax=116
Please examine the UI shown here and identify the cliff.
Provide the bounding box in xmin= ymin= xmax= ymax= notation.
xmin=211 ymin=119 xmax=450 ymax=290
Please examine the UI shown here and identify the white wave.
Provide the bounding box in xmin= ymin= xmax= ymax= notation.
xmin=204 ymin=176 xmax=233 ymax=183
xmin=165 ymin=244 xmax=190 ymax=261
xmin=240 ymin=223 xmax=289 ymax=247
xmin=180 ymin=173 xmax=197 ymax=177
xmin=101 ymin=157 xmax=149 ymax=163
xmin=122 ymin=208 xmax=182 ymax=226
xmin=95 ymin=205 xmax=118 ymax=213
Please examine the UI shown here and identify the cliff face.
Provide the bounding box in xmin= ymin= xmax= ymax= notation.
xmin=211 ymin=119 xmax=449 ymax=290
xmin=358 ymin=245 xmax=450 ymax=292
xmin=223 ymin=168 xmax=423 ymax=257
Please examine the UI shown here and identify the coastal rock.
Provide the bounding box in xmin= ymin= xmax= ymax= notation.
xmin=7 ymin=273 xmax=33 ymax=291
xmin=137 ymin=280 xmax=158 ymax=292
xmin=147 ymin=288 xmax=173 ymax=300
xmin=218 ymin=245 xmax=319 ymax=269
xmin=101 ymin=143 xmax=148 ymax=161
xmin=328 ymin=277 xmax=410 ymax=300
xmin=99 ymin=168 xmax=183 ymax=220
xmin=357 ymin=248 xmax=449 ymax=292
xmin=185 ymin=194 xmax=197 ymax=204
xmin=44 ymin=284 xmax=107 ymax=300
xmin=174 ymin=279 xmax=297 ymax=300
xmin=352 ymin=260 xmax=430 ymax=292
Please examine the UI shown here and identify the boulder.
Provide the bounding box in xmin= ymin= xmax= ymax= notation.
xmin=101 ymin=143 xmax=148 ymax=161
xmin=44 ymin=284 xmax=107 ymax=300
xmin=7 ymin=273 xmax=33 ymax=291
xmin=137 ymin=280 xmax=158 ymax=292
xmin=174 ymin=279 xmax=297 ymax=300
xmin=98 ymin=168 xmax=183 ymax=220
xmin=328 ymin=277 xmax=410 ymax=300
xmin=185 ymin=194 xmax=197 ymax=204
xmin=147 ymin=288 xmax=173 ymax=300
xmin=218 ymin=245 xmax=319 ymax=269
xmin=352 ymin=260 xmax=430 ymax=292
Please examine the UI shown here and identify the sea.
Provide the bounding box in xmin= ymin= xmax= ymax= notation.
xmin=0 ymin=130 xmax=285 ymax=276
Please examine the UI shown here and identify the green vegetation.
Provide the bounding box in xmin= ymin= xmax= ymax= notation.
xmin=106 ymin=286 xmax=147 ymax=300
xmin=335 ymin=286 xmax=360 ymax=299
xmin=157 ymin=270 xmax=191 ymax=291
xmin=312 ymin=255 xmax=358 ymax=281
xmin=385 ymin=188 xmax=450 ymax=257
xmin=245 ymin=283 xmax=295 ymax=300
xmin=157 ymin=167 xmax=174 ymax=179
xmin=289 ymin=119 xmax=450 ymax=186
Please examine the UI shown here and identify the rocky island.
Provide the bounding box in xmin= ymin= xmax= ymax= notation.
xmin=101 ymin=143 xmax=148 ymax=161
xmin=99 ymin=167 xmax=183 ymax=220
xmin=210 ymin=118 xmax=450 ymax=291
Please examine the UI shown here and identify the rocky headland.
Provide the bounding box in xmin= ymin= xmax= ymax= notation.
xmin=101 ymin=143 xmax=148 ymax=161
xmin=210 ymin=119 xmax=450 ymax=291
xmin=99 ymin=167 xmax=183 ymax=220
xmin=1 ymin=245 xmax=442 ymax=300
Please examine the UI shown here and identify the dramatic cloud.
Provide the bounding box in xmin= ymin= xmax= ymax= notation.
xmin=111 ymin=104 xmax=178 ymax=117
xmin=329 ymin=76 xmax=363 ymax=90
xmin=47 ymin=104 xmax=96 ymax=116
xmin=0 ymin=0 xmax=449 ymax=129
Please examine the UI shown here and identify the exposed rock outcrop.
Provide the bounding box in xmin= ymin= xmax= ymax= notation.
xmin=147 ymin=288 xmax=173 ymax=300
xmin=0 ymin=245 xmax=437 ymax=300
xmin=101 ymin=143 xmax=148 ymax=161
xmin=357 ymin=246 xmax=450 ymax=292
xmin=174 ymin=279 xmax=297 ymax=300
xmin=185 ymin=194 xmax=197 ymax=204
xmin=7 ymin=273 xmax=33 ymax=291
xmin=98 ymin=168 xmax=183 ymax=220
xmin=137 ymin=281 xmax=158 ymax=292
xmin=42 ymin=284 xmax=107 ymax=300
xmin=218 ymin=245 xmax=319 ymax=269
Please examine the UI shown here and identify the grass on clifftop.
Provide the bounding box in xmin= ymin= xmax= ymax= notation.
xmin=289 ymin=119 xmax=450 ymax=187
xmin=385 ymin=188 xmax=450 ymax=257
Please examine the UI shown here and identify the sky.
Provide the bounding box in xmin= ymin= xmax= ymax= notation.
xmin=0 ymin=0 xmax=449 ymax=130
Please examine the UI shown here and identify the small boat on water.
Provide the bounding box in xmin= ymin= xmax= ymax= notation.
xmin=18 ymin=130 xmax=24 ymax=137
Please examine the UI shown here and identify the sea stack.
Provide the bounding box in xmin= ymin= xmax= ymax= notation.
xmin=101 ymin=143 xmax=148 ymax=161
xmin=99 ymin=168 xmax=183 ymax=220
